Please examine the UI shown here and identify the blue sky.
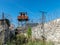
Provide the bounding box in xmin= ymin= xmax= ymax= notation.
xmin=0 ymin=0 xmax=60 ymax=27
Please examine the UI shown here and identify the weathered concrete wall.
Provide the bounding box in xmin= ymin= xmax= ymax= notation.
xmin=32 ymin=19 xmax=60 ymax=44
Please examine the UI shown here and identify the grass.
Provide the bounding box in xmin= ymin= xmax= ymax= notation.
xmin=6 ymin=39 xmax=54 ymax=45
xmin=24 ymin=40 xmax=54 ymax=45
xmin=6 ymin=33 xmax=54 ymax=45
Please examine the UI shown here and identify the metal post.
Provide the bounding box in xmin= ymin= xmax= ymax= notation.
xmin=2 ymin=12 xmax=6 ymax=45
xmin=40 ymin=11 xmax=46 ymax=45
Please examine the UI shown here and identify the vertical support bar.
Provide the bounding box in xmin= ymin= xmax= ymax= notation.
xmin=40 ymin=11 xmax=46 ymax=45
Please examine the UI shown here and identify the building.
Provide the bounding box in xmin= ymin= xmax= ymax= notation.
xmin=0 ymin=19 xmax=10 ymax=44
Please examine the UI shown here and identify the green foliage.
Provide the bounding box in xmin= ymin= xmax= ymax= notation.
xmin=0 ymin=41 xmax=2 ymax=45
xmin=46 ymin=41 xmax=54 ymax=45
xmin=26 ymin=40 xmax=54 ymax=45
xmin=16 ymin=33 xmax=28 ymax=45
xmin=6 ymin=33 xmax=28 ymax=45
xmin=6 ymin=39 xmax=54 ymax=45
xmin=6 ymin=27 xmax=54 ymax=45
xmin=27 ymin=27 xmax=32 ymax=38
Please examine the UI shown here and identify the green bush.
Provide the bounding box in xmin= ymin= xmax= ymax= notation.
xmin=27 ymin=27 xmax=32 ymax=38
xmin=16 ymin=33 xmax=28 ymax=45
